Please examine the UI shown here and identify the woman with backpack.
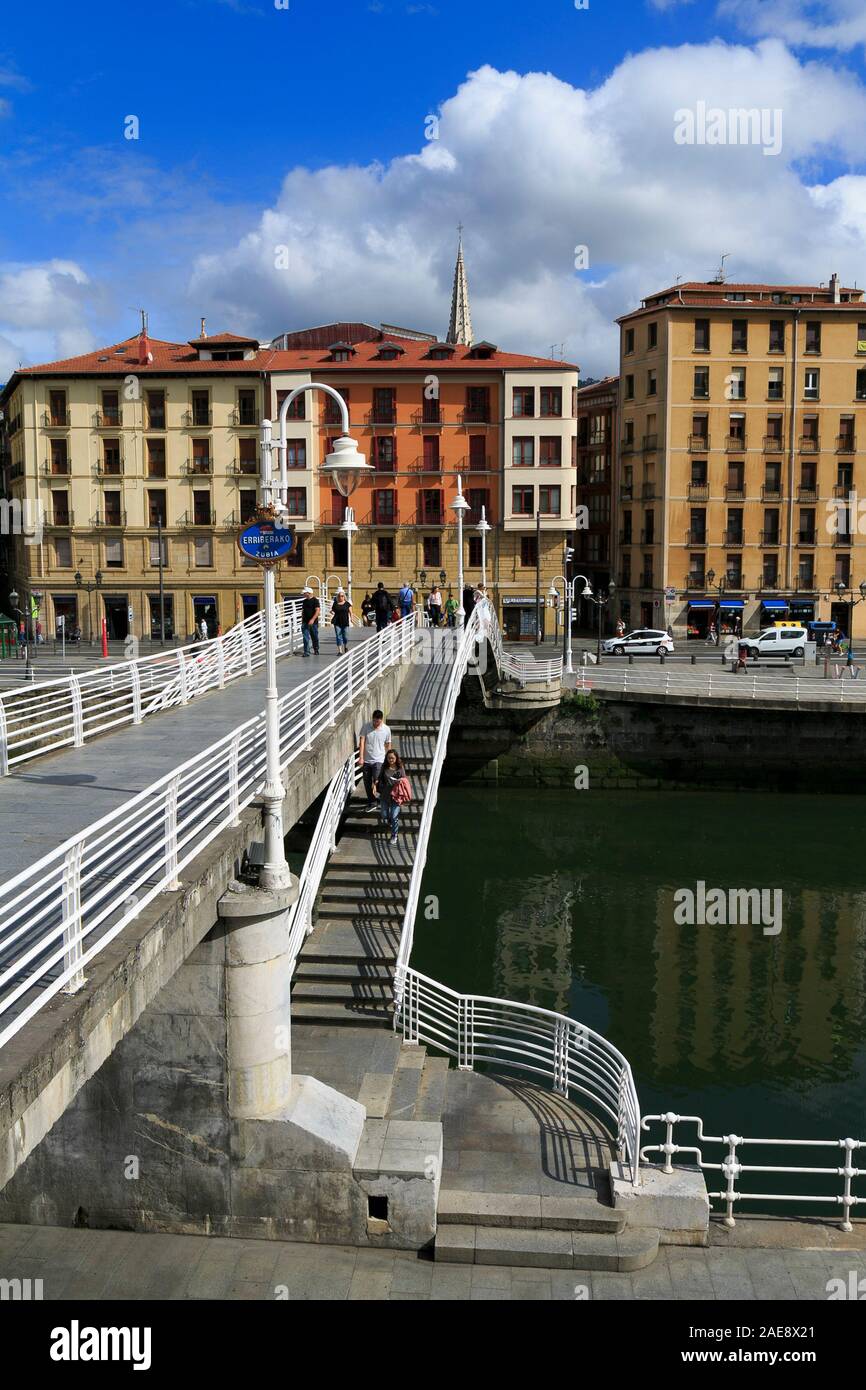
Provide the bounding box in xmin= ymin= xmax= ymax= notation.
xmin=331 ymin=587 xmax=353 ymax=655
xmin=376 ymin=749 xmax=412 ymax=846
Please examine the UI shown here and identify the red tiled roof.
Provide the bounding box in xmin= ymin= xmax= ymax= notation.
xmin=2 ymin=335 xmax=577 ymax=391
xmin=187 ymin=331 xmax=260 ymax=346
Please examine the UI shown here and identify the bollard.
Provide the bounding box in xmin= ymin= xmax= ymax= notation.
xmin=690 ymin=654 xmax=696 ymax=665
xmin=659 ymin=652 xmax=666 ymax=664
xmin=628 ymin=653 xmax=634 ymax=665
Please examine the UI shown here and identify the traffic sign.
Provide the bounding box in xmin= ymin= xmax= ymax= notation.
xmin=664 ymin=586 xmax=676 ymax=602
xmin=237 ymin=519 xmax=295 ymax=565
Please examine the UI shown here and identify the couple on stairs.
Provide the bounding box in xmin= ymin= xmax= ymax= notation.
xmin=358 ymin=708 xmax=413 ymax=846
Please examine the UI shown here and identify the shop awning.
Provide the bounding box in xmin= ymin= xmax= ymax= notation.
xmin=719 ymin=600 xmax=744 ymax=609
xmin=688 ymin=600 xmax=715 ymax=609
xmin=761 ymin=600 xmax=789 ymax=610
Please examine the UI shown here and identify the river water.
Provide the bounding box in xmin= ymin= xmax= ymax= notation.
xmin=414 ymin=787 xmax=866 ymax=1143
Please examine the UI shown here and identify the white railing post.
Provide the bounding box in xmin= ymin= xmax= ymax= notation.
xmin=721 ymin=1133 xmax=742 ymax=1227
xmin=217 ymin=635 xmax=226 ymax=690
xmin=328 ymin=665 xmax=337 ymax=728
xmin=130 ymin=662 xmax=142 ymax=725
xmin=164 ymin=775 xmax=181 ymax=889
xmin=176 ymin=650 xmax=189 ymax=706
xmin=458 ymin=995 xmax=474 ymax=1071
xmin=840 ymin=1137 xmax=857 ymax=1233
xmin=228 ymin=733 xmax=241 ymax=827
xmin=0 ymin=700 xmax=8 ymax=776
xmin=242 ymin=627 xmax=253 ymax=676
xmin=304 ymin=685 xmax=313 ymax=751
xmin=70 ymin=675 xmax=85 ymax=747
xmin=60 ymin=840 xmax=86 ymax=993
xmin=553 ymin=1017 xmax=569 ymax=1095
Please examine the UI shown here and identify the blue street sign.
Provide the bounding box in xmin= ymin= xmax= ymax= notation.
xmin=237 ymin=521 xmax=294 ymax=563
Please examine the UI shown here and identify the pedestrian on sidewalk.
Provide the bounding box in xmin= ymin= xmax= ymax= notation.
xmin=398 ymin=580 xmax=414 ymax=620
xmin=429 ymin=585 xmax=443 ymax=628
xmin=16 ymin=621 xmax=26 ymax=659
xmin=301 ymin=585 xmax=320 ymax=656
xmin=331 ymin=587 xmax=353 ymax=655
xmin=734 ymin=639 xmax=749 ymax=673
xmin=372 ymin=582 xmax=392 ymax=632
xmin=358 ymin=708 xmax=391 ymax=812
xmin=361 ymin=591 xmax=374 ymax=627
xmin=377 ymin=749 xmax=411 ymax=846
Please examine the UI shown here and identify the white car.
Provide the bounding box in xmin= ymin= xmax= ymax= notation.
xmin=602 ymin=628 xmax=674 ymax=656
xmin=746 ymin=626 xmax=807 ymax=659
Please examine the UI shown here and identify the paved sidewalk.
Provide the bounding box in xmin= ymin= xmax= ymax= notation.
xmin=0 ymin=626 xmax=378 ymax=876
xmin=1 ymin=1221 xmax=862 ymax=1300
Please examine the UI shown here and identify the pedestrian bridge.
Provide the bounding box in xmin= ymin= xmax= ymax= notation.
xmin=0 ymin=604 xmax=562 ymax=1194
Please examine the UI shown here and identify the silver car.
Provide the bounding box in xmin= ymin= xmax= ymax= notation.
xmin=602 ymin=628 xmax=674 ymax=656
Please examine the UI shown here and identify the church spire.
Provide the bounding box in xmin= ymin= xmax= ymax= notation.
xmin=446 ymin=225 xmax=473 ymax=346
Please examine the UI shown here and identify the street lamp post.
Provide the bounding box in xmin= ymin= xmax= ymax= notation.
xmin=451 ymin=475 xmax=470 ymax=627
xmin=340 ymin=508 xmax=358 ymax=605
xmin=588 ymin=580 xmax=616 ymax=664
xmin=705 ymin=568 xmax=726 ymax=647
xmin=835 ymin=579 xmax=866 ymax=668
xmin=475 ymin=504 xmax=491 ymax=590
xmin=549 ymin=573 xmax=594 ymax=675
xmin=74 ymin=569 xmax=103 ymax=644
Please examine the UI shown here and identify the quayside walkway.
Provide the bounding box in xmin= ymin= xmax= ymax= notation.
xmin=0 ymin=626 xmax=377 ymax=876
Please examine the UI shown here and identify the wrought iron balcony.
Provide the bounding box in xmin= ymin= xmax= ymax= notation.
xmin=47 ymin=509 xmax=74 ymax=528
xmin=832 ymin=532 xmax=854 ymax=547
xmin=412 ymin=406 xmax=443 ymax=427
xmin=92 ymin=511 xmax=126 ymax=528
xmin=836 ymin=434 xmax=856 ymax=453
xmin=798 ymin=436 xmax=819 ymax=453
xmin=641 ymin=482 xmax=657 ymax=499
xmin=725 ymin=435 xmax=747 ymax=452
xmin=685 ymin=530 xmax=707 ymax=545
xmin=688 ymin=483 xmax=709 ymax=499
xmin=688 ymin=434 xmax=710 ymax=452
xmin=460 ymin=407 xmax=490 ymax=425
xmin=760 ymin=531 xmax=781 ymax=546
xmin=183 ymin=409 xmax=212 ymax=427
xmin=179 ymin=509 xmax=217 ymax=528
xmin=763 ymin=435 xmax=784 ymax=452
xmin=185 ymin=458 xmax=213 ymax=475
xmin=642 ymin=434 xmax=659 ymax=452
xmin=725 ymin=485 xmax=745 ymax=500
xmin=722 ymin=530 xmax=745 ymax=546
xmin=366 ymin=407 xmax=397 ymax=426
xmin=42 ymin=458 xmax=69 ymax=476
xmin=797 ymin=486 xmax=818 ymax=502
xmin=41 ymin=411 xmax=68 ymax=428
xmin=230 ymin=407 xmax=260 ymax=427
xmin=761 ymin=485 xmax=782 ymax=500
xmin=833 ymin=482 xmax=854 ymax=498
xmin=797 ymin=530 xmax=817 ymax=545
xmin=93 ymin=411 xmax=122 ymax=429
xmin=619 ymin=483 xmax=633 ymax=498
xmin=620 ymin=437 xmax=636 ymax=454
xmin=461 ymin=453 xmax=491 ymax=472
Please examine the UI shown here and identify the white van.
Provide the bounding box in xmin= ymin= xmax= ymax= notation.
xmin=746 ymin=626 xmax=808 ymax=659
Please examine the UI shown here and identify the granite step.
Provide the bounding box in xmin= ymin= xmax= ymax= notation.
xmin=413 ymin=1054 xmax=450 ymax=1123
xmin=434 ymin=1224 xmax=659 ymax=1272
xmin=294 ymin=960 xmax=394 ymax=983
xmin=290 ymin=1000 xmax=393 ymax=1028
xmin=437 ymin=1190 xmax=624 ymax=1234
xmin=292 ymin=979 xmax=394 ymax=1004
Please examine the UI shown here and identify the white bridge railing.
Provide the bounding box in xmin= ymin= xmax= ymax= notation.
xmin=576 ymin=665 xmax=866 ymax=705
xmin=390 ymin=601 xmax=639 ymax=1178
xmin=0 ymin=616 xmax=416 ymax=1050
xmin=0 ymin=601 xmax=303 ymax=773
xmin=285 ymin=753 xmax=357 ymax=973
xmin=400 ymin=967 xmax=641 ymax=1183
xmin=641 ymin=1113 xmax=864 ymax=1231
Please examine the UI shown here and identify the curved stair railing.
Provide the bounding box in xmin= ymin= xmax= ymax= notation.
xmin=0 ymin=600 xmax=303 ymax=774
xmin=391 ymin=600 xmax=640 ymax=1182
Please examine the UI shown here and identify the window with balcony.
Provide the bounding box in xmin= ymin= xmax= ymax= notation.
xmin=373 ymin=388 xmax=396 ymax=424
xmin=690 ymin=460 xmax=707 ymax=492
xmin=193 ymin=490 xmax=212 ymax=526
xmin=239 ymin=490 xmax=257 ymax=523
xmin=762 ymin=509 xmax=780 ymax=545
xmin=691 ymin=413 xmax=709 ymax=445
xmin=540 ymin=437 xmax=561 ymax=467
xmin=465 ymin=387 xmax=489 ymax=423
xmin=422 ymin=435 xmax=440 ymax=471
xmin=194 ymin=536 xmax=213 ymax=568
xmin=285 ymin=488 xmax=306 ymax=517
xmin=804 ymin=369 xmax=820 ymax=401
xmin=731 ymin=320 xmax=748 ymax=352
xmin=146 ymin=391 xmax=165 ymax=430
xmin=768 ymin=367 xmax=784 ymax=401
xmin=727 ymin=462 xmax=745 ymax=496
xmin=728 ymin=367 xmax=746 ymax=400
xmin=857 ymin=368 xmax=866 ymax=401
xmin=727 ymin=555 xmax=743 ymax=586
xmin=419 ymin=489 xmax=443 ymax=524
xmin=765 ymin=414 xmax=783 ymax=447
xmin=148 ymin=489 xmax=166 ymax=526
xmin=101 ymin=390 xmax=120 ymax=426
xmin=688 ymin=555 xmax=705 ymax=587
xmin=643 ymin=508 xmax=655 ymax=544
xmin=377 ymin=536 xmax=395 ymax=567
xmin=49 ymin=391 xmax=67 ymax=426
xmin=50 ymin=438 xmax=68 ymax=474
xmin=191 ymin=438 xmax=211 ymax=473
xmin=801 ymin=416 xmax=819 ymax=450
xmin=763 ymin=555 xmax=779 ymax=587
xmin=373 ymin=490 xmax=396 ymax=524
xmin=513 ymin=387 xmax=534 ymax=417
xmin=466 ymin=488 xmax=490 ymax=519
xmin=512 ymin=437 xmax=535 ymax=468
xmin=694 ymin=319 xmax=710 ymax=352
xmin=693 ymin=367 xmax=709 ymax=398
xmin=103 ymin=490 xmax=122 ymax=526
xmin=769 ymin=321 xmax=785 ymax=353
xmin=799 ymin=461 xmax=817 ymax=495
xmin=622 ymin=511 xmax=632 ymax=544
xmin=147 ymin=439 xmax=166 ymax=477
xmin=105 ymin=537 xmax=124 ymax=569
xmin=284 ymin=439 xmax=306 ymax=469
xmin=103 ymin=439 xmax=121 ymax=475
xmin=689 ymin=508 xmax=707 ymax=544
xmin=725 ymin=507 xmax=744 ymax=544
xmin=372 ymin=436 xmax=396 ymax=472
xmin=838 ymin=416 xmax=855 ymax=452
xmin=805 ymin=322 xmax=822 ymax=354
xmin=322 ymin=388 xmax=349 ymax=425
xmin=236 ymin=389 xmax=258 ymax=426
xmin=191 ymin=390 xmax=210 ymax=426
xmin=512 ymin=486 xmax=534 ymax=516
xmin=540 ymin=387 xmax=562 ymax=418
xmin=798 ymin=555 xmax=814 ymax=588
xmin=837 ymin=463 xmax=854 ymax=493
xmin=799 ymin=508 xmax=816 ymax=545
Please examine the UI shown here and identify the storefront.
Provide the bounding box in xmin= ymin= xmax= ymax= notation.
xmin=51 ymin=594 xmax=79 ymax=637
xmin=148 ymin=593 xmax=175 ymax=640
xmin=502 ymin=595 xmax=539 ymax=642
xmin=193 ymin=595 xmax=218 ymax=638
xmin=718 ymin=599 xmax=744 ymax=638
xmin=759 ymin=599 xmax=789 ymax=630
xmin=687 ymin=599 xmax=715 ymax=639
xmin=788 ymin=598 xmax=816 ymax=626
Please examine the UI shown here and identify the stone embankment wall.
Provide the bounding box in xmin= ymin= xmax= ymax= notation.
xmin=446 ymin=687 xmax=866 ymax=793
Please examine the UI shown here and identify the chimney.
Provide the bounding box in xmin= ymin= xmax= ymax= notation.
xmin=137 ymin=309 xmax=152 ymax=366
xmin=830 ymin=272 xmax=841 ymax=304
xmin=200 ymin=317 xmax=207 ymax=338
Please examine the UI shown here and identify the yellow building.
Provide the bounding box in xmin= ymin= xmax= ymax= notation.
xmin=615 ymin=275 xmax=866 ymax=641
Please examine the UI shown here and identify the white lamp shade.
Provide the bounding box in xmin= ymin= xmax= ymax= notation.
xmin=451 ymin=493 xmax=470 ymax=514
xmin=321 ymin=436 xmax=373 ymax=498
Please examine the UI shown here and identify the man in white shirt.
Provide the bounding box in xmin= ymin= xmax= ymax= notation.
xmin=358 ymin=709 xmax=392 ymax=812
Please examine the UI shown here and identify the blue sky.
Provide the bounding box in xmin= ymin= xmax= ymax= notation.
xmin=2 ymin=0 xmax=866 ymax=376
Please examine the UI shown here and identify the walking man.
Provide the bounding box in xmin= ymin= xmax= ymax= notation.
xmin=358 ymin=708 xmax=391 ymax=813
xmin=398 ymin=580 xmax=414 ymax=620
xmin=301 ymin=585 xmax=320 ymax=656
xmin=372 ymin=582 xmax=392 ymax=632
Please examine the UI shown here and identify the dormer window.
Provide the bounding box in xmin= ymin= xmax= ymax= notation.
xmin=426 ymin=343 xmax=456 ymax=361
xmin=327 ymin=341 xmax=356 ymax=362
xmin=467 ymin=341 xmax=497 ymax=359
xmin=376 ymin=342 xmax=406 ymax=360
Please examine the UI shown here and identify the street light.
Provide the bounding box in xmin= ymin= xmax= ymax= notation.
xmin=340 ymin=508 xmax=358 ymax=605
xmin=549 ymin=573 xmax=593 ymax=675
xmin=451 ymin=476 xmax=470 ymax=627
xmin=589 ymin=580 xmax=616 ymax=664
xmin=475 ymin=504 xmax=491 ymax=590
xmin=74 ymin=569 xmax=103 ymax=643
xmin=705 ymin=568 xmax=726 ymax=645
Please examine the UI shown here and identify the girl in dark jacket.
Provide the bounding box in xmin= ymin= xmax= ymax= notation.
xmin=377 ymin=749 xmax=406 ymax=845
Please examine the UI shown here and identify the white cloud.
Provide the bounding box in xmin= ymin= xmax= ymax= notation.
xmin=188 ymin=42 xmax=866 ymax=375
xmin=718 ymin=0 xmax=866 ymax=52
xmin=0 ymin=261 xmax=103 ymax=380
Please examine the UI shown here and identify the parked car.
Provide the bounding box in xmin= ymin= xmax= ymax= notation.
xmin=602 ymin=628 xmax=674 ymax=656
xmin=746 ymin=626 xmax=808 ymax=659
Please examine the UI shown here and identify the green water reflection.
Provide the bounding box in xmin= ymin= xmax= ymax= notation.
xmin=413 ymin=788 xmax=866 ymax=1140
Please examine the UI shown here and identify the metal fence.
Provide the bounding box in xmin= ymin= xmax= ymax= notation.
xmin=0 ymin=615 xmax=417 ymax=1050
xmin=0 ymin=601 xmax=303 ymax=773
xmin=285 ymin=753 xmax=357 ymax=974
xmin=641 ymin=1113 xmax=864 ymax=1230
xmin=576 ymin=665 xmax=866 ymax=704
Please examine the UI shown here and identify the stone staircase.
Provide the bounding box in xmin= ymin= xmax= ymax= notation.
xmin=290 ymin=716 xmax=434 ymax=1029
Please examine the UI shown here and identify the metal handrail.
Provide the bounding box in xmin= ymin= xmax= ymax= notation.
xmin=0 ymin=601 xmax=304 ymax=774
xmin=0 ymin=615 xmax=418 ymax=1048
xmin=641 ymin=1113 xmax=863 ymax=1231
xmin=400 ymin=966 xmax=641 ymax=1183
xmin=285 ymin=753 xmax=358 ymax=973
xmin=577 ymin=664 xmax=866 ymax=704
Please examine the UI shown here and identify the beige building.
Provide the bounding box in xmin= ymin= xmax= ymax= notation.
xmin=615 ymin=275 xmax=866 ymax=641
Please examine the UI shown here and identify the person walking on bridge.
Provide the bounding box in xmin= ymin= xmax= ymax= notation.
xmin=331 ymin=587 xmax=353 ymax=655
xmin=372 ymin=582 xmax=392 ymax=632
xmin=301 ymin=586 xmax=320 ymax=657
xmin=377 ymin=749 xmax=411 ymax=846
xmin=359 ymin=708 xmax=391 ymax=813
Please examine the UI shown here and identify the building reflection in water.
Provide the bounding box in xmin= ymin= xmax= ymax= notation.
xmin=492 ymin=872 xmax=575 ymax=1015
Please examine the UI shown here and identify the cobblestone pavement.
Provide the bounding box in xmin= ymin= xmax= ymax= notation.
xmin=2 ymin=1222 xmax=863 ymax=1301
